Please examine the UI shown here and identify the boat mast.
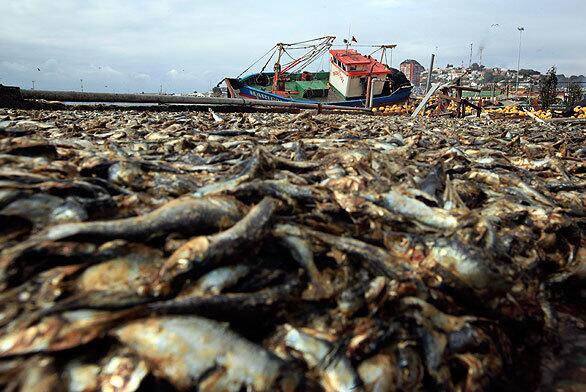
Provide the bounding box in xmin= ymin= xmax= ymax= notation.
xmin=378 ymin=44 xmax=397 ymax=67
xmin=272 ymin=43 xmax=284 ymax=93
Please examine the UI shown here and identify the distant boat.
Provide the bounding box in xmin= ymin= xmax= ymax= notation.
xmin=223 ymin=36 xmax=412 ymax=108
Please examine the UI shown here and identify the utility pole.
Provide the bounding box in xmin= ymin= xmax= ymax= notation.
xmin=479 ymin=47 xmax=484 ymax=67
xmin=32 ymin=80 xmax=35 ymax=90
xmin=80 ymin=79 xmax=84 ymax=92
xmin=468 ymin=43 xmax=473 ymax=68
xmin=516 ymin=27 xmax=524 ymax=94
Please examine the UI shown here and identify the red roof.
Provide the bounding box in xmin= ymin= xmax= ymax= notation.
xmin=330 ymin=49 xmax=371 ymax=65
xmin=329 ymin=49 xmax=390 ymax=76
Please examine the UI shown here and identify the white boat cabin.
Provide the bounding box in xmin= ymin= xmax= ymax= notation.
xmin=329 ymin=49 xmax=391 ymax=99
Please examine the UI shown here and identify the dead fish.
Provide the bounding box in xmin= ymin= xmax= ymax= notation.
xmin=272 ymin=224 xmax=321 ymax=284
xmin=357 ymin=352 xmax=396 ymax=392
xmin=99 ymin=347 xmax=148 ymax=392
xmin=35 ymin=244 xmax=166 ymax=315
xmin=63 ymin=357 xmax=100 ymax=392
xmin=48 ymin=198 xmax=88 ymax=224
xmin=0 ymin=241 xmax=97 ymax=289
xmin=394 ymin=340 xmax=425 ymax=390
xmin=262 ymin=148 xmax=320 ymax=171
xmin=232 ymin=179 xmax=317 ymax=202
xmin=427 ymin=238 xmax=511 ymax=298
xmin=107 ymin=161 xmax=145 ymax=189
xmin=179 ymin=264 xmax=251 ymax=297
xmin=366 ymin=190 xmax=458 ymax=230
xmin=284 ymin=326 xmax=363 ymax=392
xmin=193 ymin=149 xmax=263 ymax=197
xmin=157 ymin=197 xmax=278 ymax=293
xmin=0 ymin=309 xmax=134 ymax=357
xmin=0 ymin=264 xmax=83 ymax=329
xmin=148 ymin=281 xmax=301 ymax=318
xmin=291 ymin=141 xmax=307 ymax=161
xmin=209 ymin=129 xmax=255 ymax=137
xmin=419 ymin=162 xmax=445 ymax=203
xmin=0 ymin=104 xmax=583 ymax=391
xmin=0 ymin=193 xmax=67 ymax=231
xmin=452 ymin=353 xmax=501 ymax=391
xmin=0 ymin=189 xmax=21 ymax=210
xmin=42 ymin=195 xmax=246 ymax=242
xmin=304 ymin=227 xmax=414 ymax=279
xmin=113 ymin=316 xmax=304 ymax=391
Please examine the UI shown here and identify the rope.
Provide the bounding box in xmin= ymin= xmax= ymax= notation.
xmin=259 ymin=50 xmax=276 ymax=74
xmin=318 ymin=51 xmax=324 ymax=72
xmin=282 ymin=48 xmax=296 ymax=62
xmin=281 ymin=36 xmax=334 ymax=46
xmin=237 ymin=45 xmax=276 ymax=78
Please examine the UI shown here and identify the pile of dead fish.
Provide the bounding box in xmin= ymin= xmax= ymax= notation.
xmin=0 ymin=107 xmax=584 ymax=391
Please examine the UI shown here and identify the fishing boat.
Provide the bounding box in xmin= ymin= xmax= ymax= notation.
xmin=223 ymin=36 xmax=412 ymax=107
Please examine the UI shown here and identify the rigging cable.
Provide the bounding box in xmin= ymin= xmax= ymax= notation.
xmin=280 ymin=35 xmax=334 ymax=46
xmin=259 ymin=49 xmax=276 ymax=73
xmin=236 ymin=45 xmax=277 ymax=78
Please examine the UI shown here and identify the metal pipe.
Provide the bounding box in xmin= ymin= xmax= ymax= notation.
xmin=18 ymin=89 xmax=370 ymax=112
xmin=425 ymin=53 xmax=435 ymax=94
xmin=365 ymin=76 xmax=372 ymax=108
xmin=368 ymin=79 xmax=376 ymax=108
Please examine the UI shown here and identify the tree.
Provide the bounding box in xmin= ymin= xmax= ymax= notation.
xmin=519 ymin=68 xmax=541 ymax=77
xmin=470 ymin=63 xmax=484 ymax=71
xmin=539 ymin=66 xmax=558 ymax=109
xmin=566 ymin=82 xmax=583 ymax=108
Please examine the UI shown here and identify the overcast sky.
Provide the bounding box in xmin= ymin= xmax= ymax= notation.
xmin=1 ymin=0 xmax=584 ymax=93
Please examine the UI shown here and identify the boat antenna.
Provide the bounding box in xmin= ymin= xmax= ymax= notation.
xmin=346 ymin=24 xmax=351 ymax=52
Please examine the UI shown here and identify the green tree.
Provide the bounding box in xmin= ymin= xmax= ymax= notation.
xmin=566 ymin=82 xmax=583 ymax=108
xmin=539 ymin=66 xmax=558 ymax=109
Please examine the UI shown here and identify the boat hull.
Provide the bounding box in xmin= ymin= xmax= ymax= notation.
xmin=234 ymin=81 xmax=412 ymax=108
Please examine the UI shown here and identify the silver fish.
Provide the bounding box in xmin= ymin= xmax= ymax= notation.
xmin=284 ymin=326 xmax=363 ymax=392
xmin=113 ymin=316 xmax=303 ymax=391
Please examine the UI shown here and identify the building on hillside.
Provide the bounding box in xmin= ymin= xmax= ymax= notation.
xmin=400 ymin=59 xmax=425 ymax=85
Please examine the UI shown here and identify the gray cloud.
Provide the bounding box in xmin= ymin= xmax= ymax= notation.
xmin=1 ymin=0 xmax=584 ymax=93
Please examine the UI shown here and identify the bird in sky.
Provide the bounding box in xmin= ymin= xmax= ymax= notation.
xmin=37 ymin=68 xmax=40 ymax=71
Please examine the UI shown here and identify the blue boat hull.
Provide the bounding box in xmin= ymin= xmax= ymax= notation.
xmin=236 ymin=83 xmax=412 ymax=108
